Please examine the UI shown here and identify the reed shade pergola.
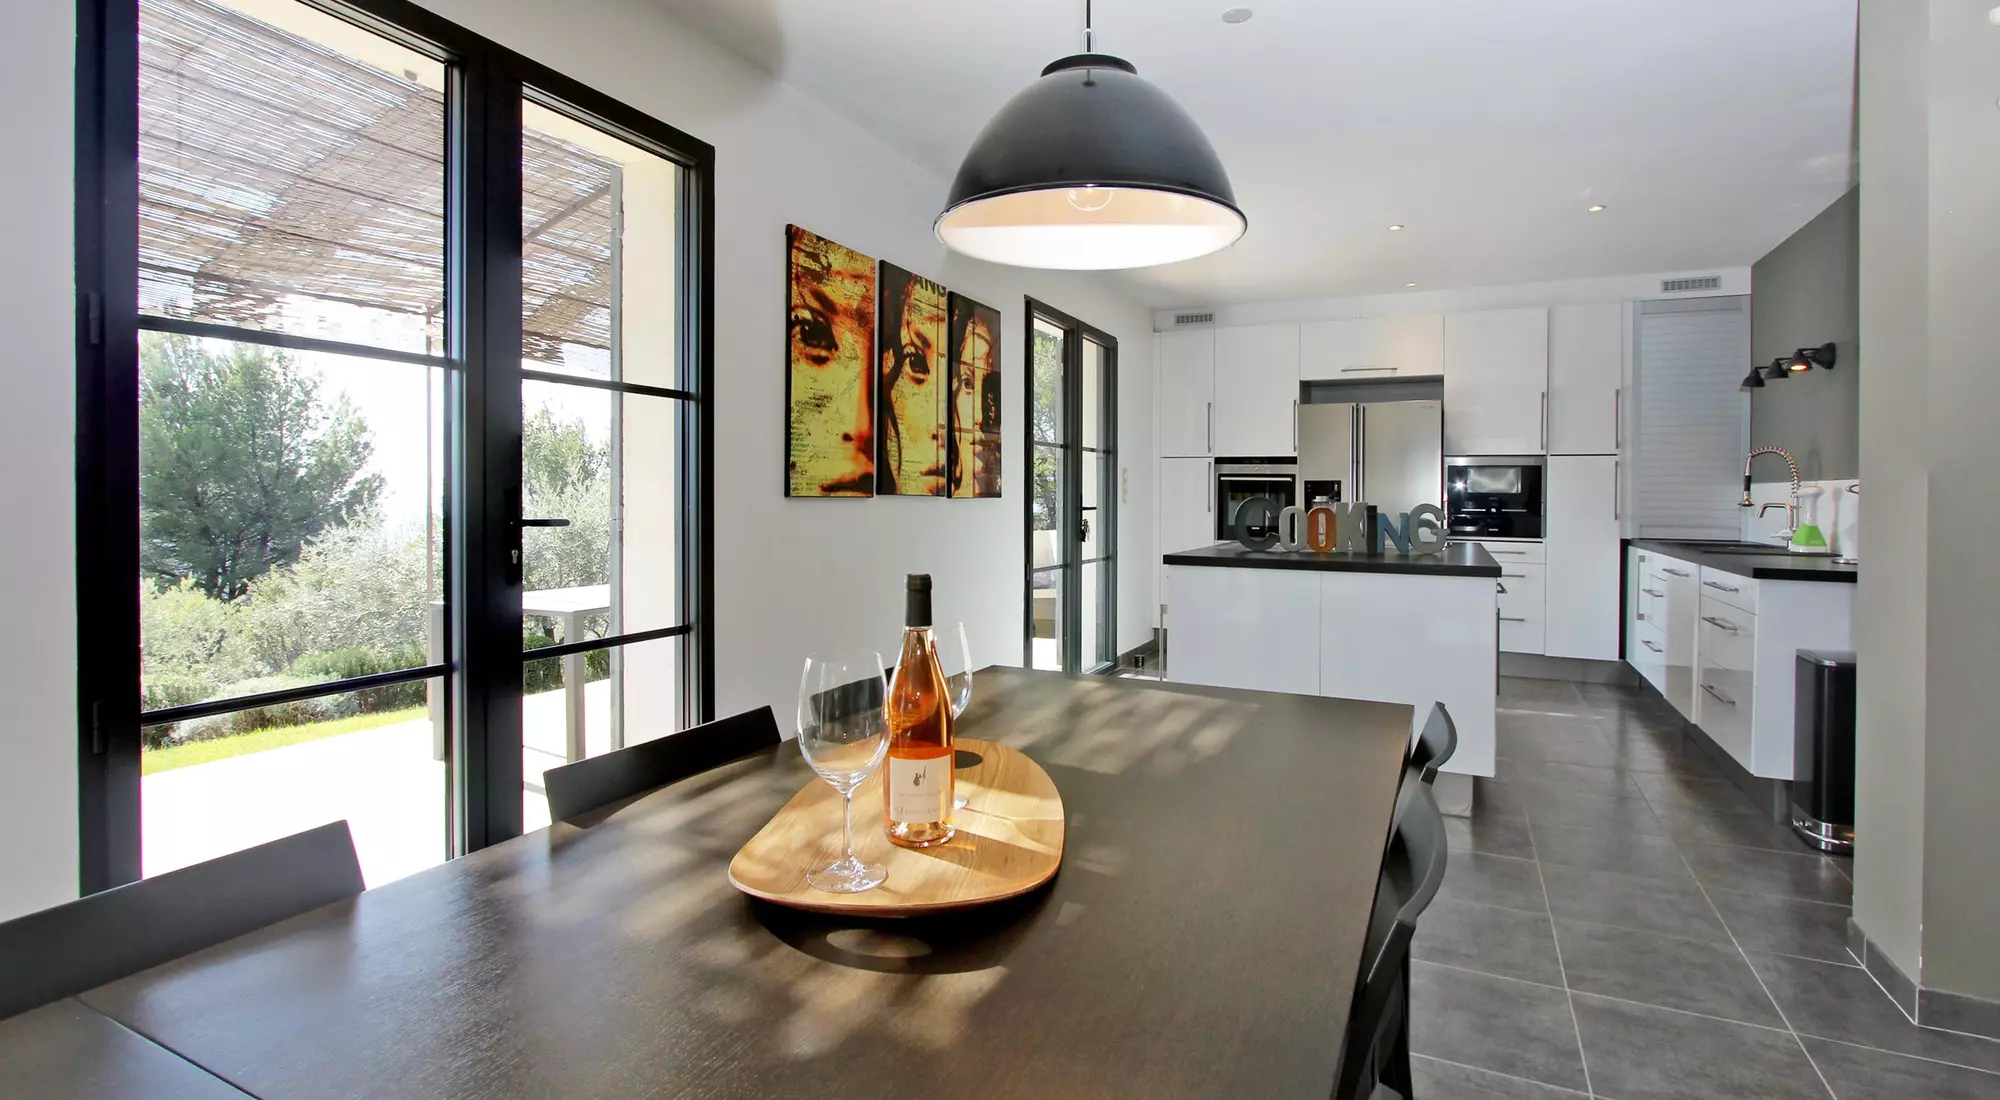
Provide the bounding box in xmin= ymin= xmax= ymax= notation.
xmin=138 ymin=0 xmax=620 ymax=363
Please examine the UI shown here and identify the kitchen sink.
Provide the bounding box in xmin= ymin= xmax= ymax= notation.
xmin=1656 ymin=540 xmax=1794 ymax=555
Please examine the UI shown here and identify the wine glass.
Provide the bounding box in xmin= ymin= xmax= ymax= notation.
xmin=796 ymin=653 xmax=891 ymax=894
xmin=936 ymin=622 xmax=974 ymax=809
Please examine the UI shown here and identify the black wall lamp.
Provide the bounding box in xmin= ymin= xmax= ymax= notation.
xmin=1742 ymin=343 xmax=1837 ymax=390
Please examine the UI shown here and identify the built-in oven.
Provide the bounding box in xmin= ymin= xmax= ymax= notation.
xmin=1445 ymin=456 xmax=1545 ymax=540
xmin=1215 ymin=458 xmax=1299 ymax=541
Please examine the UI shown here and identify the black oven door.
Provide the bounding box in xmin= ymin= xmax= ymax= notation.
xmin=1216 ymin=468 xmax=1298 ymax=541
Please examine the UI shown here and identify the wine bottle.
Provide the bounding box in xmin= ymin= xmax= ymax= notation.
xmin=884 ymin=574 xmax=955 ymax=848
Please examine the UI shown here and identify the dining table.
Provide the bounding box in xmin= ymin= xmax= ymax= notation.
xmin=60 ymin=668 xmax=1413 ymax=1099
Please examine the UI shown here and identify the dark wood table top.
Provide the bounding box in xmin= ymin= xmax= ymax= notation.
xmin=81 ymin=669 xmax=1411 ymax=1100
xmin=0 ymin=999 xmax=251 ymax=1099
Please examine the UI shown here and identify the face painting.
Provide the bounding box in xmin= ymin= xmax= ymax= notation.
xmin=948 ymin=296 xmax=1002 ymax=498
xmin=877 ymin=264 xmax=947 ymax=496
xmin=785 ymin=226 xmax=875 ymax=496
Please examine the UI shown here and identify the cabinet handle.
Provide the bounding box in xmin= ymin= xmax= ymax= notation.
xmin=1499 ymin=615 xmax=1529 ymax=623
xmin=1702 ymin=580 xmax=1740 ymax=594
xmin=1663 ymin=567 xmax=1690 ymax=577
xmin=1486 ymin=549 xmax=1530 ymax=556
xmin=1701 ymin=614 xmax=1740 ymax=634
xmin=1613 ymin=459 xmax=1622 ymax=521
xmin=1701 ymin=682 xmax=1737 ymax=707
xmin=1292 ymin=398 xmax=1299 ymax=451
xmin=1642 ymin=588 xmax=1664 ymax=597
xmin=1340 ymin=365 xmax=1399 ymax=373
xmin=1539 ymin=391 xmax=1547 ymax=451
xmin=1641 ymin=639 xmax=1663 ymax=653
xmin=1613 ymin=387 xmax=1622 ymax=449
xmin=1206 ymin=460 xmax=1213 ymax=512
xmin=1501 ymin=571 xmax=1527 ymax=578
xmin=1206 ymin=402 xmax=1213 ymax=452
xmin=1496 ymin=581 xmax=1508 ymax=594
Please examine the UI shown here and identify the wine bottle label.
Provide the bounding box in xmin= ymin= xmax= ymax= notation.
xmin=887 ymin=755 xmax=947 ymax=823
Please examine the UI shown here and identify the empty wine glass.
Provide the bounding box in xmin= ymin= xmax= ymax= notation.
xmin=936 ymin=622 xmax=974 ymax=809
xmin=796 ymin=653 xmax=891 ymax=894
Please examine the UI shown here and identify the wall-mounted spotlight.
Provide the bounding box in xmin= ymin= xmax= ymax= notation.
xmin=1741 ymin=357 xmax=1790 ymax=391
xmin=1783 ymin=342 xmax=1837 ymax=374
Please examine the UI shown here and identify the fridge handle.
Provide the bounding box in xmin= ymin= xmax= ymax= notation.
xmin=1355 ymin=407 xmax=1366 ymax=502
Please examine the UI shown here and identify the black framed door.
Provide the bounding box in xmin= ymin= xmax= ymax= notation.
xmin=1024 ymin=299 xmax=1117 ymax=674
xmin=73 ymin=0 xmax=712 ymax=891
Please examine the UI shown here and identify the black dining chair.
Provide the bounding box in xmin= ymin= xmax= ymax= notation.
xmin=542 ymin=705 xmax=782 ymax=824
xmin=1408 ymin=701 xmax=1457 ymax=786
xmin=1332 ymin=779 xmax=1450 ymax=1100
xmin=0 ymin=820 xmax=364 ymax=1021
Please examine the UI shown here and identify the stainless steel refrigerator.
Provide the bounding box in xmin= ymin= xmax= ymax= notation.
xmin=1296 ymin=400 xmax=1444 ymax=516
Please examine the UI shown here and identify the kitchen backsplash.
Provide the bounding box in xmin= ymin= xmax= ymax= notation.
xmin=1743 ymin=478 xmax=1859 ymax=557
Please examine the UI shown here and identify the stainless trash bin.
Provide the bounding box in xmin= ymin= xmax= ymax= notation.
xmin=1791 ymin=650 xmax=1856 ymax=853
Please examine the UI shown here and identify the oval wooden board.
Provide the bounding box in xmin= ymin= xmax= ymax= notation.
xmin=728 ymin=739 xmax=1064 ymax=916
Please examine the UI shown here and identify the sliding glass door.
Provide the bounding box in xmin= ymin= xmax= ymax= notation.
xmin=75 ymin=0 xmax=712 ymax=891
xmin=1024 ymin=300 xmax=1117 ymax=674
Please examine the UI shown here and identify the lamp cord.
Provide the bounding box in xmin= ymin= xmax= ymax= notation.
xmin=1083 ymin=0 xmax=1094 ymax=53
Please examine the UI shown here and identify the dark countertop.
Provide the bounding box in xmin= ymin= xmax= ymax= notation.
xmin=1165 ymin=540 xmax=1501 ymax=578
xmin=1629 ymin=538 xmax=1858 ymax=583
xmin=79 ymin=669 xmax=1411 ymax=1100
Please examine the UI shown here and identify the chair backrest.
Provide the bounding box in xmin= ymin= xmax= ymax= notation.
xmin=1409 ymin=702 xmax=1458 ymax=785
xmin=543 ymin=705 xmax=782 ymax=824
xmin=1332 ymin=779 xmax=1449 ymax=1100
xmin=0 ymin=820 xmax=363 ymax=1021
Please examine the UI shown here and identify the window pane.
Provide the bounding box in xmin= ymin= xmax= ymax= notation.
xmin=1032 ymin=318 xmax=1064 ymax=444
xmin=520 ymin=381 xmax=683 ymax=645
xmin=1082 ymin=338 xmax=1107 ymax=449
xmin=142 ymin=676 xmax=445 ymax=887
xmin=1030 ymin=569 xmax=1063 ymax=672
xmin=1082 ymin=562 xmax=1104 ymax=669
xmin=1082 ymin=451 xmax=1104 ymax=560
xmin=522 ymin=96 xmax=683 ymax=388
xmin=139 ymin=0 xmax=445 ymax=355
xmin=139 ymin=333 xmax=444 ymax=715
xmin=1032 ymin=443 xmax=1064 ymax=568
xmin=523 ymin=635 xmax=683 ymax=830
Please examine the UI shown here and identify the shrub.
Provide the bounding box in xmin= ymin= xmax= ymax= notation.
xmin=161 ymin=675 xmax=358 ymax=746
xmin=286 ymin=643 xmax=428 ymax=713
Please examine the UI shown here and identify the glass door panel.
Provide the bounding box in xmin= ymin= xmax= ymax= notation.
xmin=1024 ymin=306 xmax=1117 ymax=673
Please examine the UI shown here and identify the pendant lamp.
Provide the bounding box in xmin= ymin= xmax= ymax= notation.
xmin=935 ymin=1 xmax=1246 ymax=270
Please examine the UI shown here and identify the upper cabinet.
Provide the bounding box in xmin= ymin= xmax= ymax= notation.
xmin=1212 ymin=324 xmax=1301 ymax=456
xmin=1443 ymin=307 xmax=1549 ymax=455
xmin=1157 ymin=329 xmax=1216 ymax=457
xmin=1548 ymin=303 xmax=1625 ymax=455
xmin=1300 ymin=314 xmax=1444 ymax=381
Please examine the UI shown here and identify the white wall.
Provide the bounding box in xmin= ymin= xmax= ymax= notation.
xmin=0 ymin=0 xmax=80 ymax=921
xmin=0 ymin=0 xmax=1153 ymax=917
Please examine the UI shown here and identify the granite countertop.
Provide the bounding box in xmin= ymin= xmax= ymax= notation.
xmin=1629 ymin=538 xmax=1858 ymax=583
xmin=1163 ymin=541 xmax=1501 ymax=578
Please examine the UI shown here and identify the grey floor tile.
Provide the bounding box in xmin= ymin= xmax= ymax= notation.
xmin=1572 ymin=993 xmax=1828 ymax=1100
xmin=1498 ymin=678 xmax=1586 ymax=710
xmin=1540 ymin=862 xmax=1732 ymax=944
xmin=1410 ymin=1055 xmax=1589 ymax=1099
xmin=1554 ymin=918 xmax=1783 ymax=1026
xmin=1805 ymin=1036 xmax=2000 ymax=1100
xmin=1530 ymin=821 xmax=1693 ymax=882
xmin=1599 ymin=739 xmax=1726 ymax=778
xmin=1680 ymin=842 xmax=1854 ymax=904
xmin=1414 ymin=898 xmax=1565 ymax=986
xmin=1495 ymin=757 xmax=1644 ymax=797
xmin=1632 ymin=771 xmax=1766 ymax=816
xmin=1476 ymin=777 xmax=1531 ymax=818
xmin=1508 ymin=782 xmax=1668 ymax=836
xmin=1706 ymin=888 xmax=1857 ymax=964
xmin=1651 ymin=801 xmax=1818 ymax=853
xmin=1438 ymin=851 xmax=1549 ymax=914
xmin=1409 ymin=961 xmax=1588 ymax=1092
xmin=1589 ymin=708 xmax=1688 ymax=740
xmin=1749 ymin=953 xmax=2000 ymax=1074
xmin=1443 ymin=807 xmax=1537 ymax=860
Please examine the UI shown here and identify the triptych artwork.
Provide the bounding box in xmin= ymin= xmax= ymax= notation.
xmin=785 ymin=225 xmax=1001 ymax=499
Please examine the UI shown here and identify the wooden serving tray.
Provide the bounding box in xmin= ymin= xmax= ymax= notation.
xmin=728 ymin=739 xmax=1064 ymax=916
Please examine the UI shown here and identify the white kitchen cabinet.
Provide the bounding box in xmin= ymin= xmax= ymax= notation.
xmin=1300 ymin=314 xmax=1445 ymax=381
xmin=1548 ymin=303 xmax=1624 ymax=455
xmin=1627 ymin=549 xmax=1667 ymax=690
xmin=1157 ymin=456 xmax=1216 ymax=556
xmin=1157 ymin=329 xmax=1216 ymax=457
xmin=1497 ymin=562 xmax=1546 ymax=654
xmin=1168 ymin=565 xmax=1322 ymax=696
xmin=1544 ymin=455 xmax=1621 ymax=659
xmin=1655 ymin=554 xmax=1700 ymax=721
xmin=1212 ymin=324 xmax=1301 ymax=456
xmin=1696 ymin=594 xmax=1755 ymax=765
xmin=1444 ymin=307 xmax=1550 ymax=455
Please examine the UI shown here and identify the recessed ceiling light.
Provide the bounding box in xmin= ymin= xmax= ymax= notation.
xmin=1587 ymin=204 xmax=1608 ymax=213
xmin=1387 ymin=224 xmax=1404 ymax=231
xmin=1222 ymin=7 xmax=1254 ymax=23
xmin=1405 ymin=282 xmax=1418 ymax=287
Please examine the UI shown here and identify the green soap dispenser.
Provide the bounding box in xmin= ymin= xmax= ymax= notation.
xmin=1790 ymin=486 xmax=1830 ymax=554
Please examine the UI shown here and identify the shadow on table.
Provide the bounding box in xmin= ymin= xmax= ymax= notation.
xmin=749 ymin=887 xmax=1054 ymax=976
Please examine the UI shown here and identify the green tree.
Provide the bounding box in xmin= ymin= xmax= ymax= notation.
xmin=521 ymin=408 xmax=613 ymax=594
xmin=1031 ymin=327 xmax=1062 ymax=533
xmin=139 ymin=334 xmax=383 ymax=599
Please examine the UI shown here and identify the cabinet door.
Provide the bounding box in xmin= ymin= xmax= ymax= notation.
xmin=1548 ymin=303 xmax=1623 ymax=454
xmin=1212 ymin=324 xmax=1301 ymax=456
xmin=1443 ymin=308 xmax=1549 ymax=455
xmin=1300 ymin=314 xmax=1443 ymax=380
xmin=1157 ymin=456 xmax=1216 ymax=555
xmin=1659 ymin=557 xmax=1699 ymax=721
xmin=1544 ymin=455 xmax=1621 ymax=659
xmin=1497 ymin=562 xmax=1546 ymax=654
xmin=1157 ymin=329 xmax=1215 ymax=457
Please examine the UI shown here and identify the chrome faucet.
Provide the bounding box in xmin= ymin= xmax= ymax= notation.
xmin=1742 ymin=446 xmax=1801 ymax=542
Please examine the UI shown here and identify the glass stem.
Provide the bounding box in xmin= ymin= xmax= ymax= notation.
xmin=841 ymin=787 xmax=855 ymax=864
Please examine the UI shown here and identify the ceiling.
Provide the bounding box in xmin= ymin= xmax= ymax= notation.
xmin=658 ymin=0 xmax=1857 ymax=309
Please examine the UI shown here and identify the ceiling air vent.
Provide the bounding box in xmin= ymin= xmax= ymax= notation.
xmin=1661 ymin=276 xmax=1722 ymax=293
xmin=1173 ymin=311 xmax=1216 ymax=326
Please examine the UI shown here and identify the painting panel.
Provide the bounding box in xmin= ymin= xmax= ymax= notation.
xmin=785 ymin=225 xmax=875 ymax=497
xmin=947 ymin=293 xmax=1003 ymax=498
xmin=876 ymin=261 xmax=948 ymax=497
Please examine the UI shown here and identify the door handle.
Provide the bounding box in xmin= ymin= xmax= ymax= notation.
xmin=518 ymin=518 xmax=571 ymax=528
xmin=1499 ymin=615 xmax=1529 ymax=623
xmin=1701 ymin=682 xmax=1736 ymax=707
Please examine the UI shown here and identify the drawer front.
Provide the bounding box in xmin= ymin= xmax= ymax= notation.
xmin=1458 ymin=539 xmax=1545 ymax=565
xmin=1633 ymin=576 xmax=1668 ymax=629
xmin=1629 ymin=620 xmax=1668 ymax=691
xmin=1698 ymin=567 xmax=1758 ymax=615
xmin=1652 ymin=557 xmax=1695 ymax=586
xmin=1696 ymin=595 xmax=1755 ymax=769
xmin=1497 ymin=562 xmax=1545 ymax=653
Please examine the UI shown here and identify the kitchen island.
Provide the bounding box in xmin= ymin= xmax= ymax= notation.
xmin=1164 ymin=542 xmax=1501 ymax=807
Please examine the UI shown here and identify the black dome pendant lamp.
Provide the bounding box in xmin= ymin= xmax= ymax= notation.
xmin=935 ymin=0 xmax=1246 ymax=270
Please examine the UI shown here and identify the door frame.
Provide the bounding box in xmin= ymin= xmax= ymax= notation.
xmin=1021 ymin=298 xmax=1118 ymax=674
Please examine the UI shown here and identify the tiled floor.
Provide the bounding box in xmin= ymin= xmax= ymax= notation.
xmin=1408 ymin=676 xmax=2000 ymax=1100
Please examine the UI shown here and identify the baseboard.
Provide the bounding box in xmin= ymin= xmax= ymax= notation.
xmin=1848 ymin=918 xmax=1920 ymax=1020
xmin=1117 ymin=638 xmax=1161 ymax=672
xmin=1844 ymin=917 xmax=2000 ymax=1039
xmin=1498 ymin=653 xmax=1638 ymax=684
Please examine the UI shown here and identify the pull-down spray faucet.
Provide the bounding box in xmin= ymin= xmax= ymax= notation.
xmin=1743 ymin=446 xmax=1801 ymax=540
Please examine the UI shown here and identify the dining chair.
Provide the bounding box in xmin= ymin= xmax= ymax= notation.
xmin=1408 ymin=701 xmax=1457 ymax=786
xmin=542 ymin=705 xmax=782 ymax=824
xmin=0 ymin=820 xmax=364 ymax=1021
xmin=1332 ymin=779 xmax=1449 ymax=1100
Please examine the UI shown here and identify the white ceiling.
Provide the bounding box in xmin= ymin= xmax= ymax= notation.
xmin=658 ymin=0 xmax=1857 ymax=309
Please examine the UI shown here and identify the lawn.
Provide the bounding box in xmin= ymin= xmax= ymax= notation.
xmin=142 ymin=707 xmax=427 ymax=776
